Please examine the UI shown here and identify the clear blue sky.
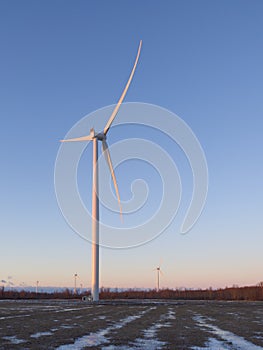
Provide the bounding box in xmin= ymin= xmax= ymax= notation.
xmin=1 ymin=0 xmax=262 ymax=290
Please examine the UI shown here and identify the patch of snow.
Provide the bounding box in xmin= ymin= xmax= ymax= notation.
xmin=253 ymin=336 xmax=263 ymax=340
xmin=104 ymin=310 xmax=174 ymax=349
xmin=253 ymin=319 xmax=263 ymax=325
xmin=133 ymin=337 xmax=166 ymax=349
xmin=2 ymin=336 xmax=25 ymax=344
xmin=132 ymin=328 xmax=166 ymax=349
xmin=54 ymin=306 xmax=92 ymax=313
xmin=56 ymin=329 xmax=108 ymax=349
xmin=192 ymin=337 xmax=232 ymax=350
xmin=38 ymin=305 xmax=59 ymax=308
xmin=102 ymin=346 xmax=129 ymax=350
xmin=0 ymin=314 xmax=30 ymax=320
xmin=30 ymin=331 xmax=53 ymax=338
xmin=194 ymin=315 xmax=263 ymax=350
xmin=166 ymin=309 xmax=176 ymax=320
xmin=131 ymin=315 xmax=168 ymax=349
xmin=253 ymin=332 xmax=263 ymax=341
xmin=98 ymin=315 xmax=107 ymax=320
xmin=55 ymin=307 xmax=154 ymax=349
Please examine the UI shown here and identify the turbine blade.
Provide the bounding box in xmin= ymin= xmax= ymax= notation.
xmin=103 ymin=40 xmax=142 ymax=135
xmin=102 ymin=140 xmax=122 ymax=218
xmin=60 ymin=135 xmax=93 ymax=142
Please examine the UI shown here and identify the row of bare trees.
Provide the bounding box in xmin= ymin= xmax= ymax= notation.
xmin=0 ymin=287 xmax=76 ymax=300
xmin=1 ymin=283 xmax=263 ymax=301
xmin=99 ymin=285 xmax=263 ymax=301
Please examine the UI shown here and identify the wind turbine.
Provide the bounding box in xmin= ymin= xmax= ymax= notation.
xmin=61 ymin=41 xmax=142 ymax=302
xmin=154 ymin=265 xmax=163 ymax=292
xmin=74 ymin=273 xmax=78 ymax=295
xmin=36 ymin=280 xmax=39 ymax=294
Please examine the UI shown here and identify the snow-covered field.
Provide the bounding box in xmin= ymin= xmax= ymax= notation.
xmin=0 ymin=300 xmax=262 ymax=349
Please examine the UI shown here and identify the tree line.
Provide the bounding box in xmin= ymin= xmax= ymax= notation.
xmin=1 ymin=283 xmax=263 ymax=301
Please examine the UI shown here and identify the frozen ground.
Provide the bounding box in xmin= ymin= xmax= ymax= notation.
xmin=0 ymin=299 xmax=262 ymax=349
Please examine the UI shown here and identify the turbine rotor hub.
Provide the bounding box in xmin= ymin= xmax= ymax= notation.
xmin=96 ymin=132 xmax=106 ymax=141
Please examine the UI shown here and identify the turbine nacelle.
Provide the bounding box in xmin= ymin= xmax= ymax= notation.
xmin=95 ymin=132 xmax=106 ymax=141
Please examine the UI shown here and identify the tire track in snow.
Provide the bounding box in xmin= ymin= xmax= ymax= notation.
xmin=56 ymin=307 xmax=155 ymax=349
xmin=193 ymin=314 xmax=263 ymax=350
xmin=103 ymin=306 xmax=176 ymax=349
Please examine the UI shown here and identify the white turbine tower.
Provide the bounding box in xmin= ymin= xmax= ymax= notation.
xmin=61 ymin=41 xmax=142 ymax=302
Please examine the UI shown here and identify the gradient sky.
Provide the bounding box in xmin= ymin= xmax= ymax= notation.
xmin=1 ymin=0 xmax=263 ymax=290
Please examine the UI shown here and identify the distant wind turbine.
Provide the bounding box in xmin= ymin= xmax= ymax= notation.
xmin=154 ymin=265 xmax=163 ymax=292
xmin=61 ymin=41 xmax=142 ymax=302
xmin=36 ymin=280 xmax=39 ymax=294
xmin=74 ymin=273 xmax=78 ymax=295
